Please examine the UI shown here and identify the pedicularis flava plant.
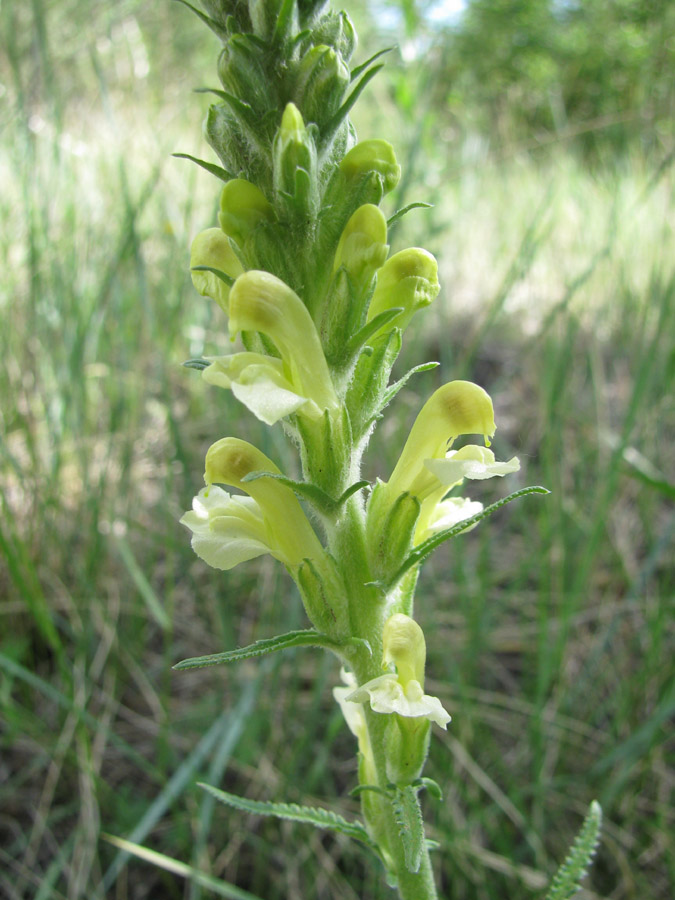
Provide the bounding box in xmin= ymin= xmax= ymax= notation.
xmin=172 ymin=1 xmax=601 ymax=895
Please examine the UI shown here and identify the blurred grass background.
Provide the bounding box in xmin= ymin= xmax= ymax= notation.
xmin=1 ymin=0 xmax=673 ymax=898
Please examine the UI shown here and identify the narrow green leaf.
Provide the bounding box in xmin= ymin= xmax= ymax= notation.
xmin=191 ymin=264 xmax=236 ymax=287
xmin=346 ymin=307 xmax=405 ymax=353
xmin=172 ymin=153 xmax=233 ymax=182
xmin=351 ymin=46 xmax=396 ymax=81
xmin=387 ymin=202 xmax=433 ymax=227
xmin=173 ymin=629 xmax=354 ymax=670
xmin=116 ymin=536 xmax=170 ymax=630
xmin=323 ymin=65 xmax=384 ymax=141
xmin=336 ymin=480 xmax=370 ymax=507
xmin=382 ymin=361 xmax=440 ymax=408
xmin=349 ymin=783 xmax=391 ymax=799
xmin=241 ymin=470 xmax=336 ymax=513
xmin=241 ymin=32 xmax=268 ymax=50
xmin=199 ymin=784 xmax=375 ymax=847
xmin=418 ymin=777 xmax=443 ymax=800
xmin=386 ymin=486 xmax=549 ymax=589
xmin=172 ymin=0 xmax=229 ymax=40
xmin=391 ymin=785 xmax=425 ymax=874
xmin=102 ymin=835 xmax=262 ymax=900
xmin=272 ymin=0 xmax=296 ymax=45
xmin=545 ymin=801 xmax=602 ymax=900
xmin=195 ymin=87 xmax=254 ymax=120
xmin=182 ymin=358 xmax=211 ymax=371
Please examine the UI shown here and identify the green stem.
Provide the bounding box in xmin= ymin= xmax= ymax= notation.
xmin=359 ymin=705 xmax=438 ymax=900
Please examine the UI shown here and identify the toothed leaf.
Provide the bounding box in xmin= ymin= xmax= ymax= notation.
xmin=199 ymin=784 xmax=375 ymax=847
xmin=545 ymin=801 xmax=602 ymax=900
xmin=385 ymin=486 xmax=549 ymax=590
xmin=173 ymin=629 xmax=364 ymax=670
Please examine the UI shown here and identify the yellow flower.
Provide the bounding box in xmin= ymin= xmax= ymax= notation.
xmin=181 ymin=438 xmax=324 ymax=570
xmin=348 ymin=615 xmax=451 ymax=729
xmin=202 ymin=271 xmax=339 ymax=425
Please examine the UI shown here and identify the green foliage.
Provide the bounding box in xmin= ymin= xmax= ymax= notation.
xmin=419 ymin=0 xmax=675 ymax=155
xmin=391 ymin=785 xmax=425 ymax=874
xmin=1 ymin=0 xmax=673 ymax=896
xmin=545 ymin=801 xmax=602 ymax=900
xmin=198 ymin=783 xmax=376 ymax=847
xmin=173 ymin=629 xmax=369 ymax=669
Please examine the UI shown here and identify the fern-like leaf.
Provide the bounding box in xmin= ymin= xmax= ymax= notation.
xmin=545 ymin=801 xmax=602 ymax=900
xmin=199 ymin=784 xmax=375 ymax=847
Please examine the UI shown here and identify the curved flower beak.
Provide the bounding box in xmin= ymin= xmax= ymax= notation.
xmin=181 ymin=438 xmax=324 ymax=571
xmin=206 ymin=270 xmax=338 ymax=425
xmin=367 ymin=247 xmax=440 ymax=338
xmin=190 ymin=227 xmax=244 ymax=313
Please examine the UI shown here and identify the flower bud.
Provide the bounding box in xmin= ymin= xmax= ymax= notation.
xmin=190 ymin=228 xmax=244 ymax=313
xmin=382 ymin=614 xmax=426 ymax=688
xmin=204 ymin=437 xmax=323 ymax=567
xmin=249 ymin=0 xmax=285 ymax=41
xmin=333 ymin=203 xmax=388 ymax=286
xmin=367 ymin=248 xmax=439 ymax=334
xmin=205 ymin=103 xmax=249 ymax=179
xmin=304 ymin=10 xmax=356 ymax=61
xmin=340 ymin=140 xmax=401 ymax=196
xmin=218 ymin=36 xmax=268 ymax=114
xmin=218 ymin=179 xmax=274 ymax=248
xmin=228 ymin=271 xmax=338 ymax=414
xmin=273 ymin=103 xmax=318 ymax=211
xmin=295 ymin=45 xmax=349 ymax=129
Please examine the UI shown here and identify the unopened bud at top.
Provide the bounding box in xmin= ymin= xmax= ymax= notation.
xmin=190 ymin=228 xmax=244 ymax=313
xmin=367 ymin=248 xmax=439 ymax=334
xmin=333 ymin=204 xmax=388 ymax=287
xmin=306 ymin=10 xmax=356 ymax=61
xmin=273 ymin=103 xmax=317 ymax=206
xmin=340 ymin=140 xmax=401 ymax=196
xmin=295 ymin=45 xmax=350 ymax=128
xmin=219 ymin=179 xmax=274 ymax=248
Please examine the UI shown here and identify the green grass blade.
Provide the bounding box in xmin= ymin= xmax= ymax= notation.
xmin=102 ymin=673 xmax=261 ymax=890
xmin=102 ymin=835 xmax=263 ymax=900
xmin=115 ymin=536 xmax=170 ymax=630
